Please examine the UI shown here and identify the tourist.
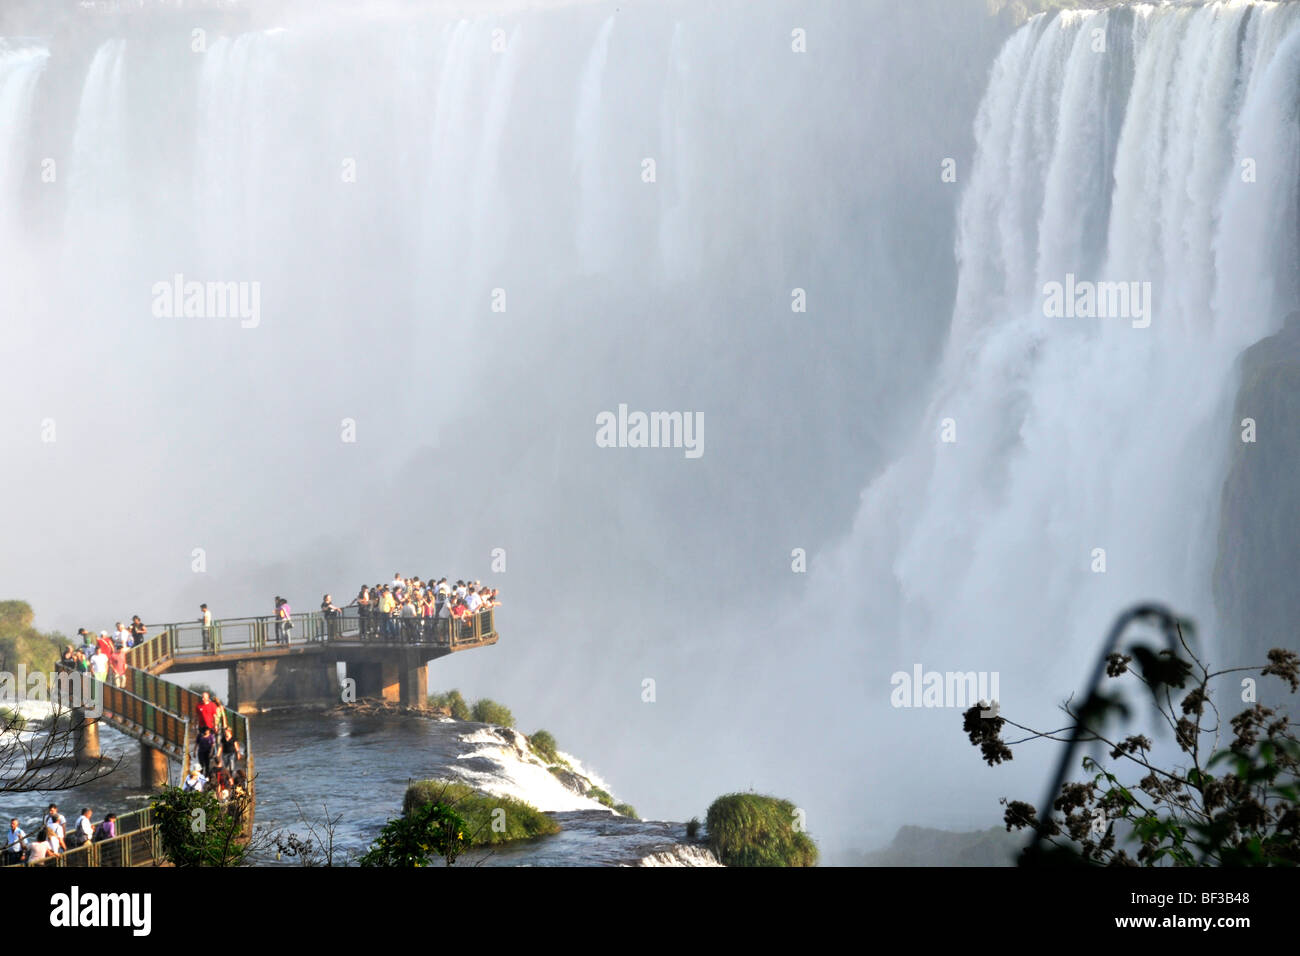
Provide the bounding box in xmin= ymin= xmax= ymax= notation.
xmin=93 ymin=814 xmax=116 ymax=842
xmin=400 ymin=596 xmax=418 ymax=642
xmin=109 ymin=644 xmax=127 ymax=688
xmin=115 ymin=621 xmax=131 ymax=648
xmin=4 ymin=819 xmax=25 ymax=865
xmin=43 ymin=807 xmax=66 ymax=852
xmin=274 ymin=596 xmax=293 ymax=645
xmin=212 ymin=696 xmax=229 ymax=739
xmin=196 ymin=691 xmax=219 ymax=739
xmin=73 ymin=649 xmax=89 ymax=674
xmin=25 ymin=828 xmax=50 ymax=863
xmin=220 ymin=725 xmax=242 ymax=772
xmin=197 ymin=727 xmax=217 ymax=772
xmin=321 ymin=594 xmax=340 ymax=641
xmin=95 ymin=629 xmax=114 ymax=658
xmin=129 ymin=615 xmax=147 ymax=647
xmin=200 ymin=603 xmax=213 ymax=652
xmin=90 ymin=645 xmax=109 ymax=684
xmin=183 ymin=768 xmax=207 ymax=792
xmin=353 ymin=585 xmax=372 ymax=639
xmin=68 ymin=808 xmax=94 ymax=849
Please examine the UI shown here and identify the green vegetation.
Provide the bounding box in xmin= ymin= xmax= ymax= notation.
xmin=685 ymin=817 xmax=701 ymax=840
xmin=470 ymin=698 xmax=514 ymax=727
xmin=529 ymin=728 xmax=559 ymax=763
xmin=614 ymin=803 xmax=639 ymax=819
xmin=0 ymin=705 xmax=26 ymax=731
xmin=359 ymin=799 xmax=469 ymax=867
xmin=966 ymin=612 xmax=1300 ymax=866
xmin=588 ymin=787 xmax=614 ymax=809
xmin=152 ymin=786 xmax=251 ymax=867
xmin=704 ymin=793 xmax=819 ymax=867
xmin=0 ymin=601 xmax=64 ymax=675
xmin=402 ymin=780 xmax=559 ymax=846
xmin=427 ymin=689 xmax=471 ymax=720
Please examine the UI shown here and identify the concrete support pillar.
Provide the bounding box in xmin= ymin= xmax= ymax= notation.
xmin=73 ymin=710 xmax=100 ymax=761
xmin=229 ymin=657 xmax=341 ymax=713
xmin=399 ymin=661 xmax=428 ymax=709
xmin=141 ymin=744 xmax=169 ymax=789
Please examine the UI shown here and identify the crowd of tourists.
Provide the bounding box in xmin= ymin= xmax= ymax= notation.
xmin=329 ymin=574 xmax=501 ymax=643
xmin=4 ymin=804 xmax=121 ymax=865
xmin=183 ymin=690 xmax=247 ymax=805
xmin=58 ymin=616 xmax=148 ymax=688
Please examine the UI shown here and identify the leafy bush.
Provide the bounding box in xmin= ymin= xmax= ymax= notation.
xmin=471 ymin=698 xmax=514 ymax=727
xmin=588 ymin=787 xmax=615 ymax=809
xmin=965 ymin=608 xmax=1300 ymax=867
xmin=686 ymin=817 xmax=701 ymax=840
xmin=704 ymin=793 xmax=819 ymax=867
xmin=529 ymin=729 xmax=559 ymax=764
xmin=427 ymin=689 xmax=471 ymax=720
xmin=358 ymin=800 xmax=469 ymax=867
xmin=403 ymin=780 xmax=558 ymax=846
xmin=0 ymin=600 xmax=64 ymax=674
xmin=614 ymin=803 xmax=639 ymax=819
xmin=153 ymin=786 xmax=250 ymax=867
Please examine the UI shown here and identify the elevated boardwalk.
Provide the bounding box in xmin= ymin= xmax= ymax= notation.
xmin=8 ymin=605 xmax=498 ymax=867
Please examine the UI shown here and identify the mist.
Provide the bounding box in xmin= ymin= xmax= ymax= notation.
xmin=3 ymin=0 xmax=1295 ymax=858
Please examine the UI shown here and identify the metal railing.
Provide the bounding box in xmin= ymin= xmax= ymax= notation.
xmin=52 ymin=666 xmax=191 ymax=761
xmin=4 ymin=806 xmax=159 ymax=868
xmin=135 ymin=606 xmax=498 ymax=659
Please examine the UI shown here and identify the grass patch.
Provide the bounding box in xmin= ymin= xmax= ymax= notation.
xmin=470 ymin=698 xmax=514 ymax=727
xmin=403 ymin=780 xmax=558 ymax=846
xmin=427 ymin=689 xmax=471 ymax=720
xmin=588 ymin=787 xmax=615 ymax=809
xmin=704 ymin=793 xmax=819 ymax=867
xmin=529 ymin=729 xmax=559 ymax=763
xmin=614 ymin=803 xmax=639 ymax=819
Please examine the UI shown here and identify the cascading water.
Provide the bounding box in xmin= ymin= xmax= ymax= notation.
xmin=2 ymin=1 xmax=1296 ymax=855
xmin=801 ymin=0 xmax=1300 ymax=843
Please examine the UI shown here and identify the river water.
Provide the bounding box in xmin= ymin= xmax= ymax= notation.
xmin=2 ymin=709 xmax=713 ymax=866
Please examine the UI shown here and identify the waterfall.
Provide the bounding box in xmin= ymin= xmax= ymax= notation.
xmin=804 ymin=0 xmax=1300 ymax=832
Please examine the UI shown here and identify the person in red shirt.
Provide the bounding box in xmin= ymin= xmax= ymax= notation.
xmin=196 ymin=691 xmax=219 ymax=740
xmin=108 ymin=646 xmax=127 ymax=688
xmin=95 ymin=631 xmax=114 ymax=658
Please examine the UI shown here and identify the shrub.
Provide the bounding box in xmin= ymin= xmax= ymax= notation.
xmin=614 ymin=803 xmax=639 ymax=819
xmin=358 ymin=800 xmax=469 ymax=867
xmin=704 ymin=793 xmax=819 ymax=867
xmin=153 ymin=786 xmax=250 ymax=867
xmin=686 ymin=817 xmax=701 ymax=840
xmin=529 ymin=729 xmax=559 ymax=763
xmin=471 ymin=698 xmax=514 ymax=727
xmin=427 ymin=689 xmax=471 ymax=720
xmin=588 ymin=787 xmax=615 ymax=809
xmin=403 ymin=780 xmax=559 ymax=846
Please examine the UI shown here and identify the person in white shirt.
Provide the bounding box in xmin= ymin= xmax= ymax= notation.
xmin=183 ymin=769 xmax=207 ymax=792
xmin=466 ymin=590 xmax=482 ymax=613
xmin=69 ymin=809 xmax=94 ymax=848
xmin=44 ymin=818 xmax=66 ymax=852
xmin=26 ymin=831 xmax=50 ymax=862
xmin=4 ymin=819 xmax=25 ymax=864
xmin=90 ymin=649 xmax=109 ymax=682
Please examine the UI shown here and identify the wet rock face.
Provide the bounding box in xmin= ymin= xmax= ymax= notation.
xmin=1214 ymin=314 xmax=1300 ymax=678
